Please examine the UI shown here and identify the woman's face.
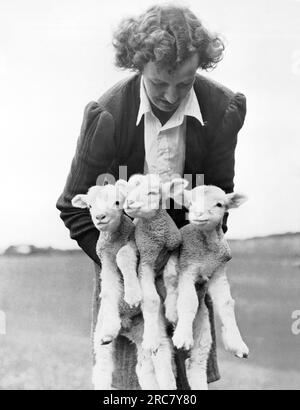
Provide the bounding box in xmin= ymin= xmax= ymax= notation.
xmin=142 ymin=53 xmax=199 ymax=113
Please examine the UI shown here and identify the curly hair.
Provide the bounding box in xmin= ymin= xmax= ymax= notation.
xmin=113 ymin=4 xmax=225 ymax=72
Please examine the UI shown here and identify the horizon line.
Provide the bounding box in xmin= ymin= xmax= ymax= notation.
xmin=1 ymin=230 xmax=299 ymax=253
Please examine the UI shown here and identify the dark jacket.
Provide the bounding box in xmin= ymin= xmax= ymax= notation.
xmin=56 ymin=73 xmax=246 ymax=264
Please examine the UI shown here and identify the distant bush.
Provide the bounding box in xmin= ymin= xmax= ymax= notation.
xmin=2 ymin=245 xmax=82 ymax=257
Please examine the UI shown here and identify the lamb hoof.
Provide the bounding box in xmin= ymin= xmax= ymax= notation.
xmin=151 ymin=347 xmax=160 ymax=356
xmin=100 ymin=336 xmax=113 ymax=345
xmin=235 ymin=351 xmax=249 ymax=359
xmin=124 ymin=291 xmax=142 ymax=308
xmin=97 ymin=326 xmax=119 ymax=345
xmin=222 ymin=329 xmax=249 ymax=359
xmin=173 ymin=330 xmax=194 ymax=350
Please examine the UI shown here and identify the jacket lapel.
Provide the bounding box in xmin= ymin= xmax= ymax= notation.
xmin=127 ymin=120 xmax=145 ymax=178
xmin=184 ymin=116 xmax=208 ymax=187
xmin=184 ymin=75 xmax=210 ymax=187
xmin=115 ymin=74 xmax=145 ymax=179
xmin=128 ymin=74 xmax=145 ymax=177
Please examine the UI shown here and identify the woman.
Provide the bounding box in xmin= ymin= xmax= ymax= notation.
xmin=57 ymin=3 xmax=246 ymax=389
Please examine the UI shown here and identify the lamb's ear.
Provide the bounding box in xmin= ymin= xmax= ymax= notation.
xmin=115 ymin=179 xmax=129 ymax=199
xmin=127 ymin=174 xmax=144 ymax=190
xmin=225 ymin=192 xmax=248 ymax=209
xmin=72 ymin=194 xmax=89 ymax=209
xmin=162 ymin=178 xmax=191 ymax=208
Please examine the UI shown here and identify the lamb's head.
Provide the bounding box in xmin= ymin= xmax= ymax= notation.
xmin=123 ymin=174 xmax=181 ymax=219
xmin=71 ymin=180 xmax=128 ymax=232
xmin=172 ymin=180 xmax=248 ymax=231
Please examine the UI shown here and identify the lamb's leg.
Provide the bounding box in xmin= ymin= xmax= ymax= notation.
xmin=172 ymin=266 xmax=199 ymax=350
xmin=186 ymin=302 xmax=212 ymax=390
xmin=208 ymin=265 xmax=249 ymax=358
xmin=163 ymin=251 xmax=179 ymax=325
xmin=151 ymin=308 xmax=177 ymax=390
xmin=92 ymin=342 xmax=114 ymax=390
xmin=139 ymin=263 xmax=161 ymax=353
xmin=95 ymin=260 xmax=122 ymax=345
xmin=136 ymin=345 xmax=160 ymax=390
xmin=124 ymin=319 xmax=159 ymax=390
xmin=116 ymin=241 xmax=142 ymax=308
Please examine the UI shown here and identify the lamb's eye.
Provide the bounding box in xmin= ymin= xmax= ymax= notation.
xmin=115 ymin=201 xmax=120 ymax=206
xmin=216 ymin=202 xmax=223 ymax=208
xmin=88 ymin=205 xmax=92 ymax=209
xmin=148 ymin=191 xmax=157 ymax=196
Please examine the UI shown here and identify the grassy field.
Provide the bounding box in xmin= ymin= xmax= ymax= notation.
xmin=0 ymin=236 xmax=300 ymax=390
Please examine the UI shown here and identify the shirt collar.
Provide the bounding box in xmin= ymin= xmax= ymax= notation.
xmin=136 ymin=76 xmax=204 ymax=127
xmin=136 ymin=77 xmax=152 ymax=125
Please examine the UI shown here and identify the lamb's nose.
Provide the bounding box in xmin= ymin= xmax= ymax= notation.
xmin=96 ymin=214 xmax=106 ymax=222
xmin=127 ymin=199 xmax=135 ymax=207
xmin=195 ymin=211 xmax=208 ymax=220
xmin=198 ymin=213 xmax=209 ymax=221
xmin=195 ymin=211 xmax=204 ymax=217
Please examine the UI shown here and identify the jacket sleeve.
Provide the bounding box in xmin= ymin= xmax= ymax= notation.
xmin=56 ymin=102 xmax=116 ymax=265
xmin=205 ymin=92 xmax=247 ymax=232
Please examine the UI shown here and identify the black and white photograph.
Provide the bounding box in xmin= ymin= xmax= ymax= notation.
xmin=0 ymin=0 xmax=300 ymax=392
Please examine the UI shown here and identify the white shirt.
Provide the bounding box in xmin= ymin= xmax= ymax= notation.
xmin=136 ymin=77 xmax=204 ymax=182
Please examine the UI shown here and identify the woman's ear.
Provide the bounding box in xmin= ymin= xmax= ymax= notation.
xmin=72 ymin=194 xmax=88 ymax=209
xmin=225 ymin=192 xmax=248 ymax=209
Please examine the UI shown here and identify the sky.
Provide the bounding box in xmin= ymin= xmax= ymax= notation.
xmin=0 ymin=0 xmax=300 ymax=250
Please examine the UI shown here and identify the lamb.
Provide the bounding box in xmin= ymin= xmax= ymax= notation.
xmin=72 ymin=181 xmax=142 ymax=388
xmin=163 ymin=180 xmax=249 ymax=390
xmin=123 ymin=174 xmax=182 ymax=357
xmin=72 ymin=180 xmax=176 ymax=390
